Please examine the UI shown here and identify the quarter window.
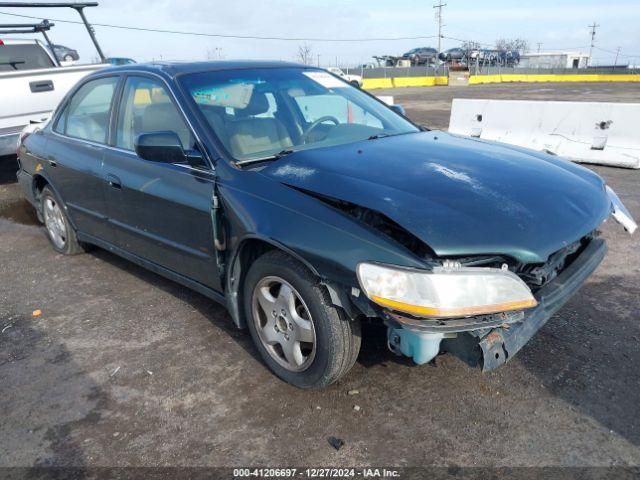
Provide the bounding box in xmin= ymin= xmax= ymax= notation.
xmin=60 ymin=76 xmax=118 ymax=143
xmin=115 ymin=76 xmax=193 ymax=151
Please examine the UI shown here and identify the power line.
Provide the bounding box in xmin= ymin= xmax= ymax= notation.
xmin=0 ymin=10 xmax=438 ymax=42
xmin=442 ymin=35 xmax=493 ymax=48
xmin=593 ymin=46 xmax=640 ymax=59
xmin=2 ymin=8 xmax=626 ymax=60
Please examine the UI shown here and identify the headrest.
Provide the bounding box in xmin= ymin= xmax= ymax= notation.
xmin=142 ymin=102 xmax=182 ymax=131
xmin=235 ymin=92 xmax=269 ymax=118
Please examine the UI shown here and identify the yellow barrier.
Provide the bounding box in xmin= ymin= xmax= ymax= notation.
xmin=469 ymin=73 xmax=640 ymax=85
xmin=363 ymin=76 xmax=448 ymax=90
xmin=362 ymin=78 xmax=394 ymax=89
xmin=363 ymin=73 xmax=639 ymax=89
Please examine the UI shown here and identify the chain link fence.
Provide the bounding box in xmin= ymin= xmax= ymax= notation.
xmin=471 ymin=66 xmax=640 ymax=75
xmin=340 ymin=66 xmax=449 ymax=78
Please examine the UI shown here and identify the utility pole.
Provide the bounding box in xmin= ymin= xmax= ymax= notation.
xmin=614 ymin=47 xmax=621 ymax=67
xmin=588 ymin=22 xmax=599 ymax=66
xmin=537 ymin=42 xmax=542 ymax=53
xmin=433 ymin=2 xmax=446 ymax=57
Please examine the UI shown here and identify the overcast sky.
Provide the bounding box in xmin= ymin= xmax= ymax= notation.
xmin=1 ymin=0 xmax=638 ymax=66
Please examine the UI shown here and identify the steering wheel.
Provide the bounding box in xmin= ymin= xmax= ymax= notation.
xmin=301 ymin=116 xmax=340 ymax=143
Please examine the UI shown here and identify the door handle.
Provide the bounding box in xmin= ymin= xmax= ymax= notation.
xmin=29 ymin=80 xmax=54 ymax=93
xmin=106 ymin=174 xmax=122 ymax=189
xmin=46 ymin=156 xmax=57 ymax=167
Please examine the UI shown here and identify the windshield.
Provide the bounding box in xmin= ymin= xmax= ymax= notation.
xmin=180 ymin=67 xmax=419 ymax=163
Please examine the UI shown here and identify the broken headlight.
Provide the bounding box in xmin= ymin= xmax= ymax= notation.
xmin=356 ymin=263 xmax=537 ymax=318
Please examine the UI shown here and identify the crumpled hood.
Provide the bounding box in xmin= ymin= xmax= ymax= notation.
xmin=261 ymin=131 xmax=611 ymax=263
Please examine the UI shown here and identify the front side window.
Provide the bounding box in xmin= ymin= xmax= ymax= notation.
xmin=115 ymin=76 xmax=193 ymax=151
xmin=60 ymin=76 xmax=118 ymax=143
xmin=180 ymin=67 xmax=418 ymax=162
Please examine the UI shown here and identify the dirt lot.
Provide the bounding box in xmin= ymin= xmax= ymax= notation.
xmin=1 ymin=82 xmax=639 ymax=469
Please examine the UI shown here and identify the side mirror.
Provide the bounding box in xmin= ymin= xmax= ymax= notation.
xmin=135 ymin=131 xmax=186 ymax=164
xmin=389 ymin=104 xmax=406 ymax=116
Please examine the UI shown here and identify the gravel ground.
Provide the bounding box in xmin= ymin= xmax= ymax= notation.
xmin=1 ymin=82 xmax=639 ymax=470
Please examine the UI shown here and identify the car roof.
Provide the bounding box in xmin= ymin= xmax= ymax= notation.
xmin=94 ymin=60 xmax=311 ymax=78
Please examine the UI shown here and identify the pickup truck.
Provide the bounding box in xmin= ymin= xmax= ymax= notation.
xmin=326 ymin=67 xmax=363 ymax=87
xmin=0 ymin=38 xmax=105 ymax=156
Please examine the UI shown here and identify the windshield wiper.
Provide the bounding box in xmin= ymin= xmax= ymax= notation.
xmin=236 ymin=149 xmax=295 ymax=166
xmin=367 ymin=133 xmax=392 ymax=140
xmin=367 ymin=131 xmax=420 ymax=141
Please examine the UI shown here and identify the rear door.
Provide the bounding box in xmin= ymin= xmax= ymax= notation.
xmin=46 ymin=75 xmax=120 ymax=242
xmin=103 ymin=74 xmax=220 ymax=290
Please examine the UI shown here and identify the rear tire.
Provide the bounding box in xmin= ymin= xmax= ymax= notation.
xmin=244 ymin=250 xmax=361 ymax=388
xmin=40 ymin=186 xmax=87 ymax=255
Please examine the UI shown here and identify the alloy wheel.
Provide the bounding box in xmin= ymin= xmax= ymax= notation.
xmin=251 ymin=276 xmax=316 ymax=372
xmin=43 ymin=196 xmax=67 ymax=250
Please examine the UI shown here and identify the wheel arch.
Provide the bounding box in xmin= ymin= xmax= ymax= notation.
xmin=31 ymin=173 xmax=77 ymax=230
xmin=225 ymin=235 xmax=326 ymax=329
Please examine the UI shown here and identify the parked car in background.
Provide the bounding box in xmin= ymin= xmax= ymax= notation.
xmin=106 ymin=57 xmax=136 ymax=66
xmin=52 ymin=44 xmax=79 ymax=62
xmin=438 ymin=47 xmax=466 ymax=64
xmin=326 ymin=66 xmax=362 ymax=87
xmin=402 ymin=47 xmax=438 ymax=65
xmin=0 ymin=38 xmax=105 ymax=156
xmin=16 ymin=61 xmax=635 ymax=388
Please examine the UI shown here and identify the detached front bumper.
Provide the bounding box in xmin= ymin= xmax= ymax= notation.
xmin=479 ymin=237 xmax=607 ymax=371
xmin=383 ymin=237 xmax=607 ymax=371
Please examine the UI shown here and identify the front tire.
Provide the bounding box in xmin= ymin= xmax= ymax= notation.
xmin=244 ymin=250 xmax=361 ymax=388
xmin=41 ymin=186 xmax=86 ymax=255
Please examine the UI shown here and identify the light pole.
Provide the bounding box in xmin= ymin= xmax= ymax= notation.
xmin=433 ymin=2 xmax=446 ymax=57
xmin=588 ymin=22 xmax=599 ymax=66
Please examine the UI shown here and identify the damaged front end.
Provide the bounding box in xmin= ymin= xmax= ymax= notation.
xmin=311 ymin=188 xmax=623 ymax=371
xmin=380 ymin=235 xmax=608 ymax=370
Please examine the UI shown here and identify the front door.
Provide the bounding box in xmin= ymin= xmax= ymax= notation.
xmin=103 ymin=75 xmax=220 ymax=291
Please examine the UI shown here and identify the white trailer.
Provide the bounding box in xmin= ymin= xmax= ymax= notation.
xmin=518 ymin=52 xmax=590 ymax=69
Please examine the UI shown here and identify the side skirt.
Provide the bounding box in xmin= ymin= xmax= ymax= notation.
xmin=77 ymin=232 xmax=227 ymax=306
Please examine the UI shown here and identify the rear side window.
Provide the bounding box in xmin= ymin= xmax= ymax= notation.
xmin=115 ymin=76 xmax=193 ymax=151
xmin=0 ymin=44 xmax=55 ymax=71
xmin=58 ymin=77 xmax=118 ymax=144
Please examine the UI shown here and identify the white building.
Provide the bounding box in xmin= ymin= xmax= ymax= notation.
xmin=518 ymin=52 xmax=591 ymax=69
